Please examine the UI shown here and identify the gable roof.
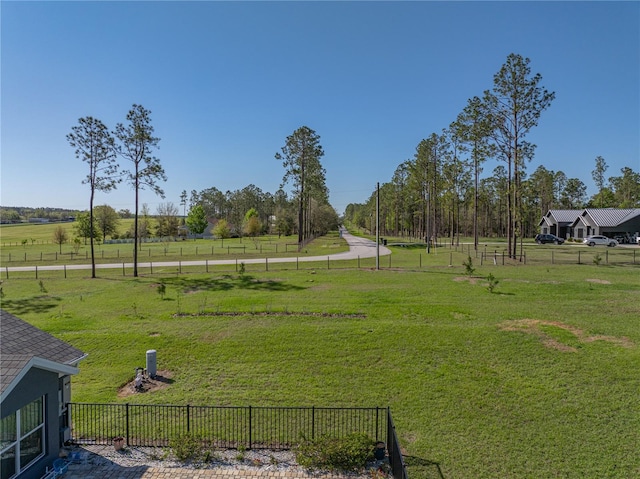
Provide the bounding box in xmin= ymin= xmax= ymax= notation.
xmin=1 ymin=309 xmax=86 ymax=399
xmin=539 ymin=210 xmax=582 ymax=226
xmin=549 ymin=210 xmax=583 ymax=223
xmin=575 ymin=208 xmax=640 ymax=227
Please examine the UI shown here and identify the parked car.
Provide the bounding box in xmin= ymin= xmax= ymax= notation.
xmin=613 ymin=233 xmax=634 ymax=244
xmin=534 ymin=234 xmax=565 ymax=245
xmin=583 ymin=235 xmax=618 ymax=247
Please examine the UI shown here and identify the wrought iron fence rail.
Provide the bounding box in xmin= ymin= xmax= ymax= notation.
xmin=69 ymin=404 xmax=405 ymax=478
xmin=69 ymin=404 xmax=387 ymax=448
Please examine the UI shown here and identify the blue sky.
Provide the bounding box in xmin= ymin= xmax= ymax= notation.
xmin=2 ymin=1 xmax=639 ymax=215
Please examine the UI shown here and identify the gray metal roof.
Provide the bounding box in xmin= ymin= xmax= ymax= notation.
xmin=1 ymin=309 xmax=86 ymax=395
xmin=581 ymin=208 xmax=640 ymax=227
xmin=547 ymin=210 xmax=583 ymax=223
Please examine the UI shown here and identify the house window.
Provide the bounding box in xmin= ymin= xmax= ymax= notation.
xmin=0 ymin=396 xmax=45 ymax=479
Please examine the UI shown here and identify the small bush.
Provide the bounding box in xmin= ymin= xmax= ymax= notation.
xmin=462 ymin=255 xmax=475 ymax=276
xmin=157 ymin=283 xmax=166 ymax=299
xmin=487 ymin=273 xmax=499 ymax=293
xmin=295 ymin=433 xmax=375 ymax=472
xmin=170 ymin=432 xmax=203 ymax=462
xmin=593 ymin=253 xmax=602 ymax=266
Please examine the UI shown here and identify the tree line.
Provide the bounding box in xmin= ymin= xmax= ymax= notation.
xmin=343 ymin=53 xmax=640 ymax=258
xmin=65 ymin=104 xmax=336 ymax=278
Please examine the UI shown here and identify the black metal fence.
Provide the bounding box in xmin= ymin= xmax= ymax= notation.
xmin=387 ymin=408 xmax=408 ymax=479
xmin=68 ymin=403 xmax=406 ymax=478
xmin=69 ymin=403 xmax=379 ymax=446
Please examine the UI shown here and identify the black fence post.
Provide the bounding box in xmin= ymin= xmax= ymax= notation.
xmin=187 ymin=404 xmax=190 ymax=433
xmin=248 ymin=405 xmax=252 ymax=450
xmin=311 ymin=406 xmax=315 ymax=440
xmin=126 ymin=403 xmax=130 ymax=446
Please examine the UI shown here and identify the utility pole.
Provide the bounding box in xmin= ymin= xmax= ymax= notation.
xmin=376 ymin=182 xmax=380 ymax=270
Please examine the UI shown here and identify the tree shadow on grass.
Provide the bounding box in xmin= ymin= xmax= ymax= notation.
xmin=1 ymin=295 xmax=61 ymax=315
xmin=160 ymin=274 xmax=306 ymax=294
xmin=404 ymin=455 xmax=446 ymax=479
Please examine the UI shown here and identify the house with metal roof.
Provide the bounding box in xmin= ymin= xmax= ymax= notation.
xmin=571 ymin=208 xmax=640 ymax=239
xmin=538 ymin=210 xmax=582 ymax=238
xmin=0 ymin=310 xmax=86 ymax=479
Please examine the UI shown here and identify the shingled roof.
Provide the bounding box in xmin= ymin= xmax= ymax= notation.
xmin=1 ymin=309 xmax=86 ymax=398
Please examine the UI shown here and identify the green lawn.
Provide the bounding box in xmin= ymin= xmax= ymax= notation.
xmin=2 ymin=236 xmax=639 ymax=478
xmin=0 ymin=222 xmax=348 ymax=265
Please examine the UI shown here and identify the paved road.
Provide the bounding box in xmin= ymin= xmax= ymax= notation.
xmin=4 ymin=230 xmax=391 ymax=273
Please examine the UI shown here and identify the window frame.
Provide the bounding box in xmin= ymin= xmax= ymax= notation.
xmin=0 ymin=396 xmax=46 ymax=479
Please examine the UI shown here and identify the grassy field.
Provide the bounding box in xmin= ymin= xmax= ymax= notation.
xmin=2 ymin=233 xmax=639 ymax=478
xmin=0 ymin=222 xmax=350 ymax=266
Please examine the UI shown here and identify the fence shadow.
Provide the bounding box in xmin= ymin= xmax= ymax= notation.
xmin=65 ymin=446 xmax=152 ymax=479
xmin=403 ymin=455 xmax=446 ymax=479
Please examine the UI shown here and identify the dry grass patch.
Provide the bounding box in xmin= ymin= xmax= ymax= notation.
xmin=500 ymin=319 xmax=634 ymax=352
xmin=586 ymin=278 xmax=612 ymax=284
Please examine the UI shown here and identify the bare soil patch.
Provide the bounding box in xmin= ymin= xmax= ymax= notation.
xmin=586 ymin=278 xmax=612 ymax=284
xmin=118 ymin=370 xmax=174 ymax=398
xmin=499 ymin=319 xmax=634 ymax=352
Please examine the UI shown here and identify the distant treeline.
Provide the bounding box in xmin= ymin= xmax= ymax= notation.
xmin=0 ymin=206 xmax=134 ymax=224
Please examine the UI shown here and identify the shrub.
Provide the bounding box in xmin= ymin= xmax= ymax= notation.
xmin=294 ymin=433 xmax=374 ymax=472
xmin=157 ymin=283 xmax=166 ymax=299
xmin=169 ymin=432 xmax=203 ymax=462
xmin=486 ymin=273 xmax=499 ymax=293
xmin=462 ymin=255 xmax=475 ymax=276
